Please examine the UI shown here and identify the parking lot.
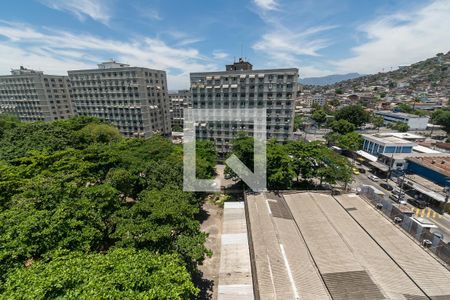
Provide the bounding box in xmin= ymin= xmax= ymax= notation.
xmin=247 ymin=192 xmax=450 ymax=299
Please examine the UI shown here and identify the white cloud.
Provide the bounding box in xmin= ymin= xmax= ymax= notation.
xmin=39 ymin=0 xmax=112 ymax=25
xmin=253 ymin=0 xmax=279 ymax=11
xmin=253 ymin=25 xmax=337 ymax=66
xmin=138 ymin=8 xmax=162 ymax=21
xmin=0 ymin=21 xmax=218 ymax=89
xmin=212 ymin=50 xmax=229 ymax=60
xmin=334 ymin=0 xmax=450 ymax=74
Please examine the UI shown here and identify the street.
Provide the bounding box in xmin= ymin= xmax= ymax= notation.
xmin=350 ymin=164 xmax=450 ymax=243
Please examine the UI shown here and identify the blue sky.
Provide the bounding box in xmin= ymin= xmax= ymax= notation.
xmin=0 ymin=0 xmax=449 ymax=89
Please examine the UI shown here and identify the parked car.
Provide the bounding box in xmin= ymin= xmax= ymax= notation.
xmin=352 ymin=168 xmax=360 ymax=175
xmin=368 ymin=175 xmax=379 ymax=182
xmin=358 ymin=168 xmax=366 ymax=174
xmin=392 ymin=189 xmax=402 ymax=196
xmin=389 ymin=194 xmax=407 ymax=205
xmin=409 ymin=198 xmax=427 ymax=209
xmin=433 ymin=231 xmax=444 ymax=240
xmin=380 ymin=183 xmax=394 ymax=191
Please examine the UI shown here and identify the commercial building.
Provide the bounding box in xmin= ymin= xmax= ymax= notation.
xmin=0 ymin=66 xmax=73 ymax=122
xmin=360 ymin=133 xmax=415 ymax=157
xmin=190 ymin=59 xmax=298 ymax=154
xmin=375 ymin=110 xmax=429 ymax=130
xmin=168 ymin=89 xmax=190 ymax=131
xmin=68 ymin=61 xmax=171 ymax=138
xmin=407 ymin=156 xmax=450 ymax=187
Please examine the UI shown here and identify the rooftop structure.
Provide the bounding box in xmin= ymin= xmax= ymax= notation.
xmin=68 ymin=62 xmax=171 ymax=138
xmin=375 ymin=110 xmax=429 ymax=130
xmin=217 ymin=202 xmax=253 ymax=299
xmin=0 ymin=67 xmax=73 ymax=122
xmin=246 ymin=192 xmax=450 ymax=299
xmin=225 ymin=57 xmax=253 ymax=71
xmin=407 ymin=156 xmax=450 ymax=187
xmin=377 ymin=132 xmax=426 ymax=141
xmin=361 ymin=133 xmax=415 ymax=157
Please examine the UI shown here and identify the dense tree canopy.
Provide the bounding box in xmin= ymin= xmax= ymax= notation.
xmin=431 ymin=108 xmax=450 ymax=133
xmin=225 ymin=134 xmax=353 ymax=190
xmin=0 ymin=117 xmax=216 ymax=298
xmin=335 ymin=105 xmax=370 ymax=127
xmin=388 ymin=121 xmax=410 ymax=132
xmin=2 ymin=249 xmax=197 ymax=299
xmin=371 ymin=115 xmax=385 ymax=130
xmin=329 ymin=119 xmax=356 ymax=135
xmin=311 ymin=109 xmax=327 ymax=127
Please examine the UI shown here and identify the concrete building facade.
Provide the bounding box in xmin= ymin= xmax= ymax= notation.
xmin=190 ymin=60 xmax=298 ymax=154
xmin=375 ymin=111 xmax=429 ymax=130
xmin=361 ymin=133 xmax=415 ymax=156
xmin=0 ymin=66 xmax=73 ymax=122
xmin=68 ymin=61 xmax=171 ymax=138
xmin=169 ymin=89 xmax=190 ymax=131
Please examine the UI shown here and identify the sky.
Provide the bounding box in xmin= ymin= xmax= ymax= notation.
xmin=0 ymin=0 xmax=449 ymax=90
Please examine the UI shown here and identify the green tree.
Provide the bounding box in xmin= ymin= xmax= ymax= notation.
xmin=0 ymin=118 xmax=211 ymax=293
xmin=329 ymin=119 xmax=356 ymax=135
xmin=388 ymin=122 xmax=409 ymax=132
xmin=0 ymin=114 xmax=20 ymax=138
xmin=311 ymin=109 xmax=327 ymax=127
xmin=371 ymin=115 xmax=385 ymax=131
xmin=335 ymin=88 xmax=343 ymax=94
xmin=196 ymin=140 xmax=217 ymax=179
xmin=316 ymin=148 xmax=352 ymax=187
xmin=111 ymin=187 xmax=208 ymax=264
xmin=335 ymin=105 xmax=370 ymax=127
xmin=293 ymin=115 xmax=302 ymax=131
xmin=225 ymin=132 xmax=254 ymax=178
xmin=78 ymin=123 xmax=123 ymax=144
xmin=266 ymin=142 xmax=295 ymax=190
xmin=2 ymin=249 xmax=198 ymax=299
xmin=396 ymin=103 xmax=414 ymax=114
xmin=337 ymin=132 xmax=363 ymax=152
xmin=431 ymin=108 xmax=450 ymax=133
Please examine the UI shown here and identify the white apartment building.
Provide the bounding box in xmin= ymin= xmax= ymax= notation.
xmin=0 ymin=66 xmax=73 ymax=122
xmin=169 ymin=89 xmax=190 ymax=131
xmin=375 ymin=111 xmax=429 ymax=130
xmin=68 ymin=61 xmax=171 ymax=138
xmin=305 ymin=94 xmax=327 ymax=107
xmin=190 ymin=59 xmax=298 ymax=154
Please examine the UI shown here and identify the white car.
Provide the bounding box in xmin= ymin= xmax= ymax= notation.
xmin=368 ymin=175 xmax=379 ymax=182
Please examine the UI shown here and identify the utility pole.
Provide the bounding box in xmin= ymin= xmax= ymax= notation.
xmin=442 ymin=185 xmax=449 ymax=214
xmin=386 ymin=152 xmax=394 ymax=182
xmin=399 ymin=171 xmax=406 ymax=202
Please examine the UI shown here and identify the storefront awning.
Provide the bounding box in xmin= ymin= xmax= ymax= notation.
xmin=404 ymin=182 xmax=446 ymax=203
xmin=369 ymin=161 xmax=389 ymax=172
xmin=356 ymin=150 xmax=378 ymax=162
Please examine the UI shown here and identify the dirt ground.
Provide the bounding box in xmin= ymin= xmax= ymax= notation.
xmin=197 ymin=201 xmax=223 ymax=299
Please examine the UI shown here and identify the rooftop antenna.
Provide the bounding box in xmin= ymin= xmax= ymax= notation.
xmin=240 ymin=43 xmax=243 ymax=59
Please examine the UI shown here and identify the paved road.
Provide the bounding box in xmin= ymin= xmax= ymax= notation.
xmin=351 ymin=169 xmax=450 ymax=242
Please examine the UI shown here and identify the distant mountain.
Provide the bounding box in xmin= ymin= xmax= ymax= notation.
xmin=331 ymin=51 xmax=450 ymax=89
xmin=300 ymin=73 xmax=363 ymax=86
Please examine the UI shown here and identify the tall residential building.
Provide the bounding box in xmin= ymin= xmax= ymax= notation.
xmin=190 ymin=59 xmax=298 ymax=154
xmin=169 ymin=89 xmax=190 ymax=131
xmin=0 ymin=66 xmax=73 ymax=122
xmin=68 ymin=61 xmax=171 ymax=138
